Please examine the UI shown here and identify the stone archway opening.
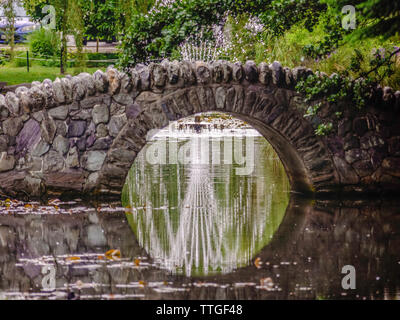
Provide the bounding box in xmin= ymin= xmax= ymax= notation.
xmin=121 ymin=112 xmax=291 ymax=276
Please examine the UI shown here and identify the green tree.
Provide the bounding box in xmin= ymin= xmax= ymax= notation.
xmin=1 ymin=0 xmax=18 ymax=59
xmin=23 ymin=0 xmax=85 ymax=74
xmin=81 ymin=0 xmax=117 ymax=52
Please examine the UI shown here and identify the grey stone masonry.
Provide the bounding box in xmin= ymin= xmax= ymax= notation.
xmin=0 ymin=60 xmax=399 ymax=199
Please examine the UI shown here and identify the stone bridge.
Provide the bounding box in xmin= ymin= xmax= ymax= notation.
xmin=0 ymin=60 xmax=399 ymax=199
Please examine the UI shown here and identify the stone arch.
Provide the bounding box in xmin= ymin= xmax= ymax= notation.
xmin=97 ymin=84 xmax=337 ymax=197
xmin=0 ymin=60 xmax=399 ymax=199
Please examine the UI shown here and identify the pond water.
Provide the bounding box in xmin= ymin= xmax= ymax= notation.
xmin=0 ymin=119 xmax=400 ymax=300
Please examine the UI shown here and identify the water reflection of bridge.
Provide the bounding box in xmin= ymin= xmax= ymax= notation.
xmin=124 ymin=133 xmax=289 ymax=276
xmin=1 ymin=198 xmax=399 ymax=300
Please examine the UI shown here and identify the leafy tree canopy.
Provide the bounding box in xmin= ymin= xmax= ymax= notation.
xmin=118 ymin=0 xmax=399 ymax=68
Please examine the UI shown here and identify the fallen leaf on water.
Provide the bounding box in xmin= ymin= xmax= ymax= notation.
xmin=98 ymin=255 xmax=104 ymax=260
xmin=254 ymin=257 xmax=262 ymax=269
xmin=66 ymin=256 xmax=81 ymax=262
xmin=105 ymin=249 xmax=121 ymax=259
xmin=139 ymin=280 xmax=146 ymax=287
xmin=134 ymin=259 xmax=140 ymax=266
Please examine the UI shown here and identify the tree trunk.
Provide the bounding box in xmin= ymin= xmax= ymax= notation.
xmin=60 ymin=44 xmax=65 ymax=74
xmin=60 ymin=0 xmax=68 ymax=75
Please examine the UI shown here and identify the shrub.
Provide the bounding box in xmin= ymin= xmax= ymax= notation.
xmin=28 ymin=28 xmax=61 ymax=59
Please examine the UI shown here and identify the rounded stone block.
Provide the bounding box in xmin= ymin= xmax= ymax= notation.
xmin=68 ymin=121 xmax=87 ymax=138
xmin=5 ymin=92 xmax=20 ymax=115
xmin=150 ymin=63 xmax=167 ymax=88
xmin=2 ymin=117 xmax=23 ymax=137
xmin=244 ymin=61 xmax=258 ymax=83
xmin=48 ymin=105 xmax=69 ymax=120
xmin=195 ymin=62 xmax=211 ymax=84
xmin=92 ymin=104 xmax=110 ymax=125
xmin=0 ymin=152 xmax=15 ymax=173
xmin=93 ymin=70 xmax=108 ymax=93
xmin=84 ymin=150 xmax=107 ymax=172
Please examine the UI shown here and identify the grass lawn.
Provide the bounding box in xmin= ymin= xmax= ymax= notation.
xmin=0 ymin=64 xmax=104 ymax=86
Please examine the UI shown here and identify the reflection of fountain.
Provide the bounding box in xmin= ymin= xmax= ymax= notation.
xmin=167 ymin=141 xmax=222 ymax=276
xmin=123 ymin=132 xmax=290 ymax=277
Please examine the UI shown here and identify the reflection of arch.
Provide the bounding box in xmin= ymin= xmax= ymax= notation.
xmin=124 ymin=133 xmax=289 ymax=276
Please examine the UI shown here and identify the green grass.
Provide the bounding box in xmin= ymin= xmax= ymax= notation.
xmin=0 ymin=64 xmax=103 ymax=86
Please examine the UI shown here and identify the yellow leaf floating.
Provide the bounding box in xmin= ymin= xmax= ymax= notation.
xmin=134 ymin=259 xmax=140 ymax=267
xmin=254 ymin=257 xmax=262 ymax=269
xmin=105 ymin=249 xmax=121 ymax=260
xmin=138 ymin=280 xmax=146 ymax=287
xmin=66 ymin=256 xmax=81 ymax=262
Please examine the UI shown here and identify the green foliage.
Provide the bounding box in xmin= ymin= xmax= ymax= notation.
xmin=28 ymin=28 xmax=61 ymax=58
xmin=315 ymin=122 xmax=333 ymax=136
xmin=118 ymin=0 xmax=230 ymax=67
xmin=23 ymin=0 xmax=87 ymax=73
xmin=256 ymin=0 xmax=326 ymax=36
xmin=11 ymin=51 xmax=32 ymax=68
xmin=323 ymin=0 xmax=400 ymax=39
xmin=118 ymin=0 xmax=330 ymax=67
xmin=0 ymin=50 xmax=8 ymax=66
xmin=82 ymin=0 xmax=118 ymax=41
xmin=301 ymin=11 xmax=346 ymax=60
xmin=1 ymin=0 xmax=17 ymax=58
xmin=296 ymin=45 xmax=400 ymax=135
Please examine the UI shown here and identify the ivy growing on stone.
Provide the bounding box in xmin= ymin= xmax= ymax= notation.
xmin=296 ymin=46 xmax=400 ymax=136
